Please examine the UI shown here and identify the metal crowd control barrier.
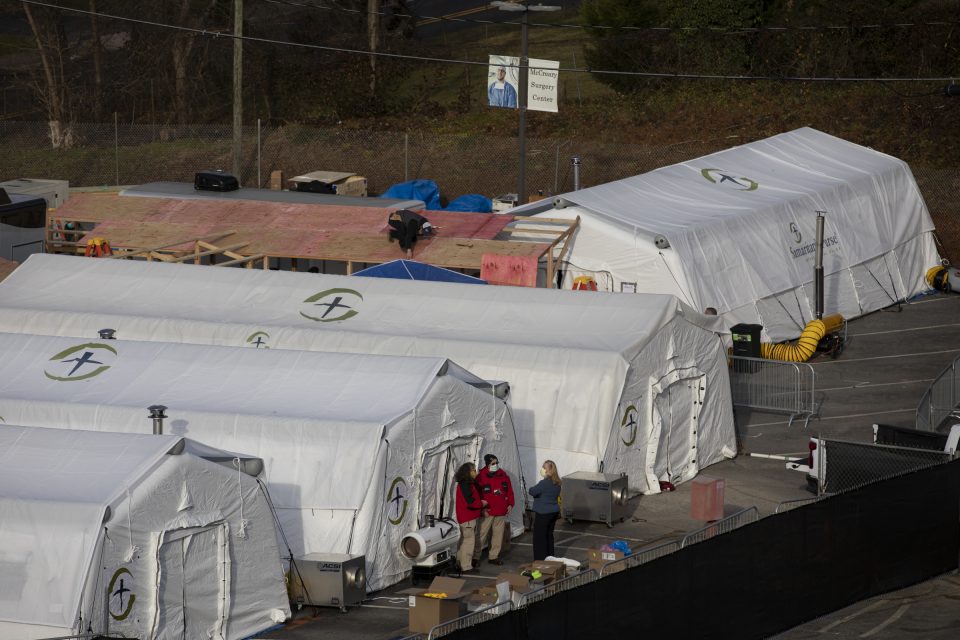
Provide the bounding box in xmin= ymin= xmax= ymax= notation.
xmin=729 ymin=356 xmax=818 ymax=427
xmin=679 ymin=506 xmax=759 ymax=548
xmin=514 ymin=568 xmax=599 ymax=608
xmin=916 ymin=354 xmax=960 ymax=432
xmin=599 ymin=540 xmax=680 ymax=577
xmin=426 ymin=601 xmax=513 ymax=639
xmin=774 ymin=495 xmax=827 ymax=513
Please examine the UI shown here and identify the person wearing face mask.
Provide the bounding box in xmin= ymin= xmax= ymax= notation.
xmin=474 ymin=453 xmax=515 ymax=566
xmin=454 ymin=462 xmax=487 ymax=572
xmin=528 ymin=460 xmax=562 ymax=560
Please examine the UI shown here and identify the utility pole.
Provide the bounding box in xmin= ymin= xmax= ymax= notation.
xmin=368 ymin=0 xmax=379 ymax=95
xmin=232 ymin=0 xmax=243 ymax=179
xmin=518 ymin=4 xmax=528 ymax=204
xmin=491 ymin=1 xmax=560 ymax=204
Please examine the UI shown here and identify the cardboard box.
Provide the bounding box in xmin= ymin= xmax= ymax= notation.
xmin=465 ymin=585 xmax=497 ymax=609
xmin=495 ymin=572 xmax=535 ymax=607
xmin=587 ymin=548 xmax=626 ymax=574
xmin=399 ymin=576 xmax=470 ymax=633
xmin=517 ymin=560 xmax=566 ymax=585
xmin=288 ymin=171 xmax=368 ymax=197
xmin=465 ymin=581 xmax=514 ymax=612
xmin=269 ymin=170 xmax=284 ymax=191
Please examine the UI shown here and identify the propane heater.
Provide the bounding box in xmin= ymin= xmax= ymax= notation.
xmin=400 ymin=516 xmax=460 ymax=584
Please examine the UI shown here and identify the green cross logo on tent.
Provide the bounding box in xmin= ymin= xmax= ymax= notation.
xmin=386 ymin=477 xmax=409 ymax=525
xmin=301 ymin=288 xmax=363 ymax=323
xmin=246 ymin=331 xmax=270 ymax=348
xmin=789 ymin=222 xmax=802 ymax=243
xmin=44 ymin=343 xmax=117 ymax=382
xmin=700 ymin=168 xmax=759 ymax=191
xmin=620 ymin=404 xmax=638 ymax=446
xmin=108 ymin=567 xmax=136 ymax=621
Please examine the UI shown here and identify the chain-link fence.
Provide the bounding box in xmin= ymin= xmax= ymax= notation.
xmin=815 ymin=438 xmax=952 ymax=495
xmin=2 ymin=119 xmax=957 ymax=260
xmin=0 ymin=120 xmax=734 ymax=198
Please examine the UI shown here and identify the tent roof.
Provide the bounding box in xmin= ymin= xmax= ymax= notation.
xmin=0 ymin=424 xmax=182 ymax=505
xmin=0 ymin=332 xmax=468 ymax=426
xmin=513 ymin=127 xmax=920 ymax=234
xmin=1 ymin=254 xmax=721 ymax=356
xmin=0 ymin=333 xmax=485 ymax=511
xmin=352 ymin=259 xmax=487 ymax=284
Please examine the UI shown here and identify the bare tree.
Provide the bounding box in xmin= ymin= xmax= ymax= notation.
xmin=89 ymin=0 xmax=104 ymax=121
xmin=23 ymin=1 xmax=73 ymax=147
xmin=170 ymin=0 xmax=219 ymax=124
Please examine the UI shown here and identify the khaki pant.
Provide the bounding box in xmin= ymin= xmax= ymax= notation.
xmin=457 ymin=519 xmax=478 ymax=571
xmin=475 ymin=515 xmax=507 ymax=561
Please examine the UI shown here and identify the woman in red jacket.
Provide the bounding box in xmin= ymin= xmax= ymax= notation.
xmin=454 ymin=462 xmax=487 ymax=572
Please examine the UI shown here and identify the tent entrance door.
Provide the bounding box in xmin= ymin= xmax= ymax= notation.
xmin=418 ymin=437 xmax=478 ymax=525
xmin=652 ymin=375 xmax=704 ymax=484
xmin=155 ymin=523 xmax=230 ymax=640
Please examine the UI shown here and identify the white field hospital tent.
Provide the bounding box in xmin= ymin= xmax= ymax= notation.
xmin=509 ymin=127 xmax=940 ymax=341
xmin=0 ymin=424 xmax=289 ymax=640
xmin=0 ymin=332 xmax=522 ymax=591
xmin=0 ymin=254 xmax=736 ymax=494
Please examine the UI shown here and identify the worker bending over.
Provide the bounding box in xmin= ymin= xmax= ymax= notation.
xmin=388 ymin=209 xmax=434 ymax=258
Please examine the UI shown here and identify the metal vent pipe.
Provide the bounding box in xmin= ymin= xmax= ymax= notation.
xmin=571 ymin=156 xmax=582 ymax=191
xmin=815 ymin=212 xmax=825 ymax=319
xmin=98 ymin=328 xmax=116 ymax=340
xmin=148 ymin=405 xmax=168 ymax=435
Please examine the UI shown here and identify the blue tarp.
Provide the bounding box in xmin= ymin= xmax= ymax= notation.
xmin=353 ymin=260 xmax=487 ymax=284
xmin=445 ymin=194 xmax=493 ymax=213
xmin=380 ymin=179 xmax=442 ymax=211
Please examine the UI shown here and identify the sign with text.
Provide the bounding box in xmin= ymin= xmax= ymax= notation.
xmin=527 ymin=58 xmax=559 ymax=112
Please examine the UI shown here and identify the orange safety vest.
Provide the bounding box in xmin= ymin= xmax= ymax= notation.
xmin=85 ymin=237 xmax=113 ymax=257
xmin=572 ymin=275 xmax=598 ymax=291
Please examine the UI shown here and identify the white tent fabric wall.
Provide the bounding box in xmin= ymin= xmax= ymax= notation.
xmin=513 ymin=127 xmax=939 ymax=341
xmin=0 ymin=425 xmax=289 ymax=640
xmin=0 ymin=333 xmax=522 ymax=591
xmin=0 ymin=254 xmax=735 ymax=495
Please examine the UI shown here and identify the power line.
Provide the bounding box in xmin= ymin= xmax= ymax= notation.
xmin=21 ymin=0 xmax=960 ymax=83
xmin=256 ymin=0 xmax=960 ymax=34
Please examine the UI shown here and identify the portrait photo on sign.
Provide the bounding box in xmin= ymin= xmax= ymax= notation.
xmin=488 ymin=55 xmax=520 ymax=109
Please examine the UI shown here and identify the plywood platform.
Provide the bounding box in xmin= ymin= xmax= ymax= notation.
xmin=0 ymin=258 xmax=18 ymax=283
xmin=50 ymin=193 xmax=573 ymax=274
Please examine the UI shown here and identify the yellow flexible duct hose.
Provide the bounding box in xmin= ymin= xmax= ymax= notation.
xmin=760 ymin=314 xmax=844 ymax=362
xmin=926 ymin=265 xmax=950 ymax=292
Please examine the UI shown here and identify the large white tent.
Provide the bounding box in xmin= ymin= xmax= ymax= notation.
xmin=0 ymin=332 xmax=522 ymax=591
xmin=0 ymin=425 xmax=289 ymax=640
xmin=510 ymin=127 xmax=940 ymax=341
xmin=0 ymin=254 xmax=736 ymax=494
